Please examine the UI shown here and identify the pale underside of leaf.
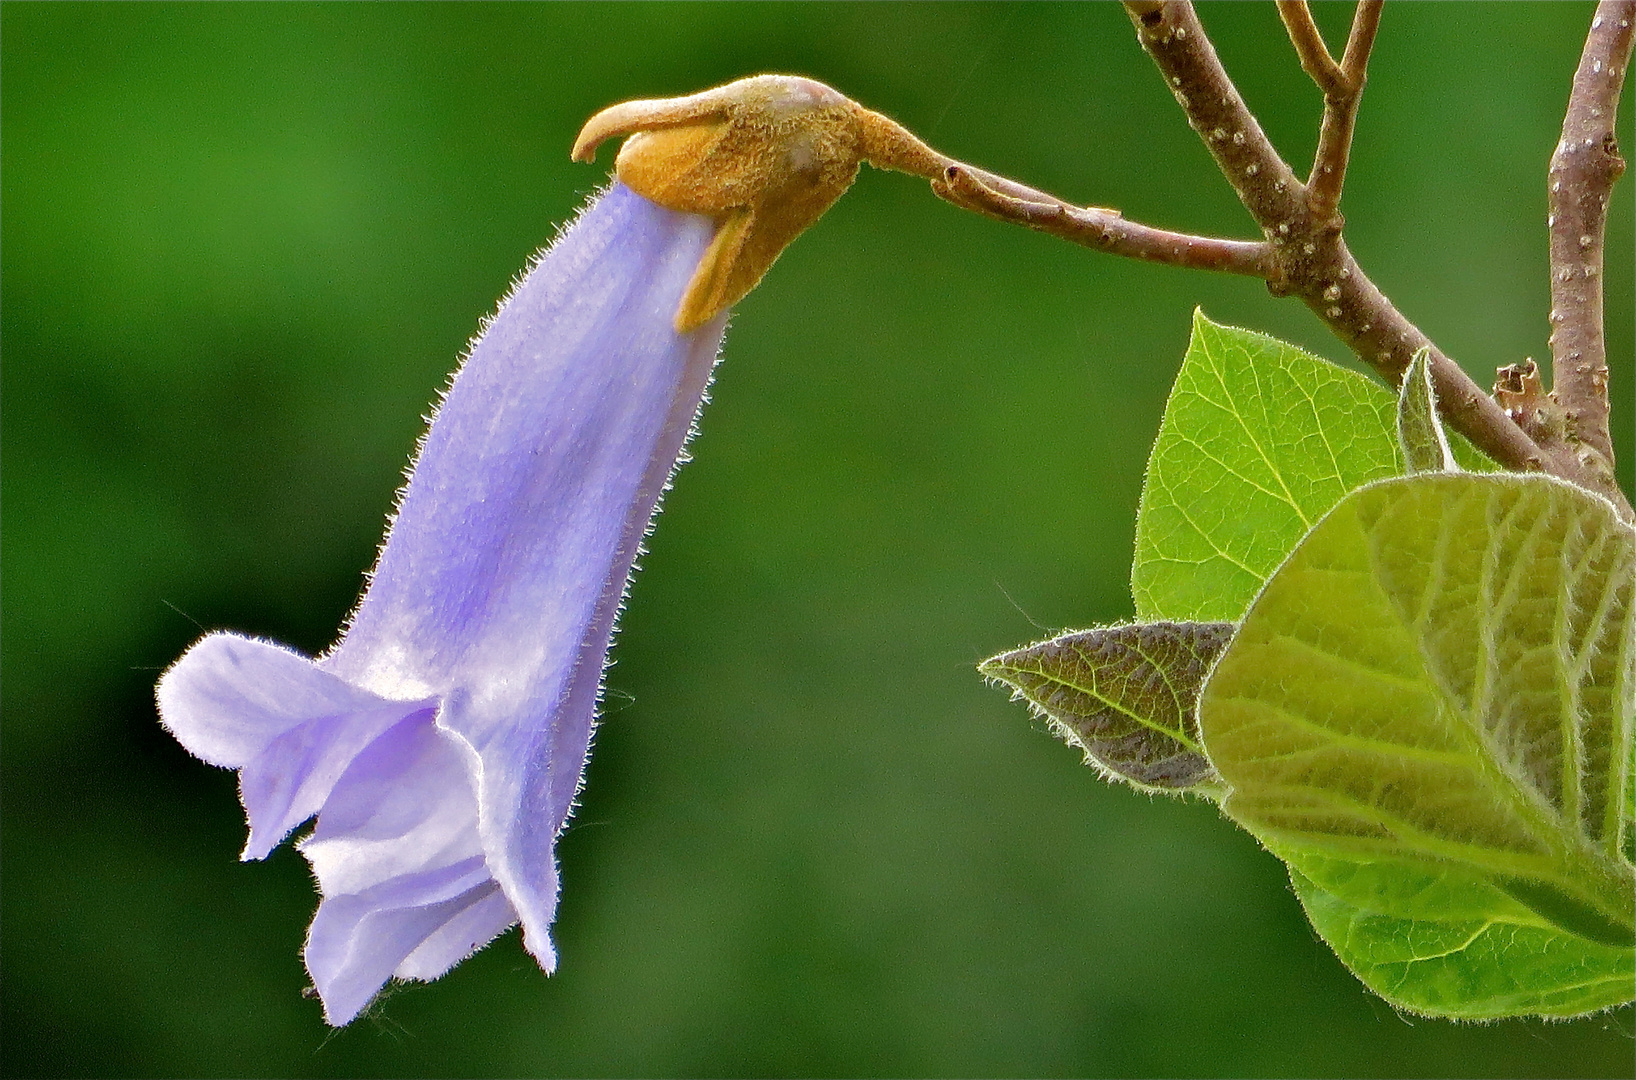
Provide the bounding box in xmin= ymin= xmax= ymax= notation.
xmin=981 ymin=621 xmax=1235 ymax=793
xmin=1200 ymin=472 xmax=1634 ymax=1017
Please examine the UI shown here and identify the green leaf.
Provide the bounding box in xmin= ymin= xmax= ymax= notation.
xmin=1132 ymin=315 xmax=1498 ymax=624
xmin=1283 ymin=849 xmax=1545 ymax=925
xmin=1199 ymin=471 xmax=1635 ymax=1017
xmin=1291 ymin=870 xmax=1634 ymax=1019
xmin=980 ymin=622 xmax=1234 ymax=793
xmin=1396 ymin=348 xmax=1457 ymax=475
xmin=1132 ymin=312 xmax=1405 ymax=623
xmin=1280 ymin=846 xmax=1633 ymax=1016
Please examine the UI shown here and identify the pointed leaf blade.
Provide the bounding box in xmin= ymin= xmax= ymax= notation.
xmin=981 ymin=621 xmax=1234 ymax=793
xmin=1134 ymin=316 xmax=1498 ymax=625
xmin=1132 ymin=312 xmax=1404 ymax=623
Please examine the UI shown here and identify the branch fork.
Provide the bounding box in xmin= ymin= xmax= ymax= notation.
xmin=576 ymin=4 xmax=1633 ymax=515
xmin=896 ymin=0 xmax=1631 ymax=516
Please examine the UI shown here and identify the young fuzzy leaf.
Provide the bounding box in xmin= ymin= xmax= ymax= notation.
xmin=1199 ymin=472 xmax=1635 ymax=1018
xmin=981 ymin=621 xmax=1235 ymax=793
xmin=1397 ymin=348 xmax=1457 ymax=474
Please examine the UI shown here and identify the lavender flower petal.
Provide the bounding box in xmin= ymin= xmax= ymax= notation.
xmin=394 ymin=883 xmax=518 ymax=981
xmin=322 ymin=183 xmax=724 ymax=967
xmin=305 ymin=874 xmax=504 ymax=1025
xmin=157 ymin=182 xmax=727 ymax=1023
xmin=156 ymin=632 xmax=438 ymax=860
xmin=297 ymin=711 xmax=484 ymax=897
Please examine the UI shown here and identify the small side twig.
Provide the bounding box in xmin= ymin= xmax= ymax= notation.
xmin=933 ymin=167 xmax=1275 ymax=278
xmin=1276 ymin=1 xmax=1346 ymax=93
xmin=1301 ymin=1 xmax=1382 ymax=221
xmin=856 ymin=108 xmax=1277 ymax=278
xmin=1547 ymin=0 xmax=1634 ymax=491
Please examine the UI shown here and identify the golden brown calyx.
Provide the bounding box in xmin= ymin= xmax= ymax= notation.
xmin=574 ymin=74 xmax=942 ymax=332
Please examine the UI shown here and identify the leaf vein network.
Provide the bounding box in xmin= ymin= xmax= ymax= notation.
xmin=1188 ymin=344 xmax=1312 ymax=529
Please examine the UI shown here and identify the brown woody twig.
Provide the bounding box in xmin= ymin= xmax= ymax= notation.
xmin=1547 ymin=0 xmax=1634 ymax=495
xmin=1118 ymin=2 xmax=1596 ymax=500
xmin=933 ymin=167 xmax=1274 ymax=278
xmin=853 ymin=108 xmax=1280 ymax=279
xmin=886 ymin=0 xmax=1630 ymax=514
xmin=925 ymin=0 xmax=1631 ymax=515
xmin=1290 ymin=0 xmax=1382 ymax=221
xmin=1277 ymin=1 xmax=1348 ymax=92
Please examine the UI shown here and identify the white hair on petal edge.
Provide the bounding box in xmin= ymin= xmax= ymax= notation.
xmin=327 ymin=183 xmax=622 ymax=657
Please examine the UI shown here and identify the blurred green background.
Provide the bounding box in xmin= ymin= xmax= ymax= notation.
xmin=4 ymin=3 xmax=1632 ymax=1076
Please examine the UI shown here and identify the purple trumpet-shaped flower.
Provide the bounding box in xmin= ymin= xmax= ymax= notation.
xmin=158 ymin=182 xmax=724 ymax=1024
xmin=159 ymin=73 xmax=935 ymax=1025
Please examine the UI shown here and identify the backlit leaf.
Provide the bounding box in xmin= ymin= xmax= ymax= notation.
xmin=1291 ymin=869 xmax=1633 ymax=1019
xmin=1132 ymin=312 xmax=1404 ymax=623
xmin=1200 ymin=472 xmax=1635 ymax=1017
xmin=1133 ymin=315 xmax=1496 ymax=624
xmin=981 ymin=621 xmax=1234 ymax=793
